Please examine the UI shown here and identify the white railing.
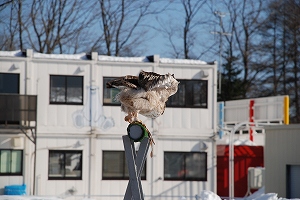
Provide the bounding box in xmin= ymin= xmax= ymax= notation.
xmin=217 ymin=95 xmax=289 ymax=138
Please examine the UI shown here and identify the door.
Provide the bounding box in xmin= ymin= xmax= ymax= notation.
xmin=287 ymin=165 xmax=300 ymax=198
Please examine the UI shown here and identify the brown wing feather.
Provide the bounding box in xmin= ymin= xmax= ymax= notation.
xmin=138 ymin=70 xmax=165 ymax=91
xmin=106 ymin=75 xmax=139 ymax=89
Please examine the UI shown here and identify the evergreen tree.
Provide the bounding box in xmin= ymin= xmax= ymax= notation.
xmin=218 ymin=50 xmax=246 ymax=101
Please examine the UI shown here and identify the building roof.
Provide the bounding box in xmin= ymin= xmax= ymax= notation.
xmin=0 ymin=50 xmax=208 ymax=65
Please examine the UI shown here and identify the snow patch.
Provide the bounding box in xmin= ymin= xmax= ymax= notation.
xmin=198 ymin=189 xmax=300 ymax=200
xmin=160 ymin=57 xmax=207 ymax=64
xmin=0 ymin=50 xmax=23 ymax=57
xmin=98 ymin=55 xmax=149 ymax=62
xmin=200 ymin=190 xmax=222 ymax=200
xmin=33 ymin=52 xmax=88 ymax=60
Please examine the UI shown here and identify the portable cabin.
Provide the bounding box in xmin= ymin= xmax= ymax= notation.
xmin=0 ymin=49 xmax=217 ymax=199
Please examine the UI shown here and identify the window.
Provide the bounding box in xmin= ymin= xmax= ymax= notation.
xmin=103 ymin=77 xmax=120 ymax=105
xmin=48 ymin=150 xmax=82 ymax=180
xmin=167 ymin=79 xmax=208 ymax=108
xmin=50 ymin=75 xmax=83 ymax=104
xmin=0 ymin=149 xmax=22 ymax=175
xmin=102 ymin=151 xmax=146 ymax=180
xmin=0 ymin=73 xmax=19 ymax=94
xmin=0 ymin=73 xmax=20 ymax=125
xmin=164 ymin=152 xmax=207 ymax=181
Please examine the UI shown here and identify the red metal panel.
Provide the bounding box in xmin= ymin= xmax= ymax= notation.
xmin=217 ymin=145 xmax=264 ymax=198
xmin=249 ymin=99 xmax=255 ymax=141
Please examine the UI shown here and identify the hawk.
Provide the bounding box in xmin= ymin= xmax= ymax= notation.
xmin=106 ymin=70 xmax=179 ymax=123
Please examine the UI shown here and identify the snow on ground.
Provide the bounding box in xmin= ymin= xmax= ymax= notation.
xmin=199 ymin=187 xmax=299 ymax=200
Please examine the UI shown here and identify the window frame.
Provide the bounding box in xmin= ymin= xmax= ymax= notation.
xmin=48 ymin=150 xmax=82 ymax=180
xmin=0 ymin=73 xmax=20 ymax=94
xmin=0 ymin=149 xmax=23 ymax=176
xmin=164 ymin=151 xmax=207 ymax=181
xmin=166 ymin=79 xmax=208 ymax=108
xmin=102 ymin=150 xmax=146 ymax=180
xmin=49 ymin=75 xmax=83 ymax=105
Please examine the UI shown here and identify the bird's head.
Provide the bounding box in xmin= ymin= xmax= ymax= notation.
xmin=165 ymin=73 xmax=179 ymax=96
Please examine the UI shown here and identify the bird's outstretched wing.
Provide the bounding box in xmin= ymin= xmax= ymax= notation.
xmin=106 ymin=75 xmax=139 ymax=90
xmin=106 ymin=70 xmax=179 ymax=96
xmin=138 ymin=70 xmax=175 ymax=91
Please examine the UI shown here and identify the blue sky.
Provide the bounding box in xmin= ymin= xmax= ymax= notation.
xmin=140 ymin=0 xmax=222 ymax=62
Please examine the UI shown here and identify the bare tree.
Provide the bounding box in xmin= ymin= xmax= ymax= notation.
xmin=216 ymin=7 xmax=246 ymax=101
xmin=92 ymin=0 xmax=168 ymax=57
xmin=256 ymin=0 xmax=286 ymax=97
xmin=220 ymin=0 xmax=265 ymax=98
xmin=0 ymin=0 xmax=97 ymax=53
xmin=0 ymin=0 xmax=13 ymax=11
xmin=154 ymin=0 xmax=215 ymax=59
xmin=280 ymin=0 xmax=300 ymax=122
xmin=0 ymin=0 xmax=20 ymax=50
xmin=256 ymin=0 xmax=300 ymax=123
xmin=181 ymin=0 xmax=208 ymax=59
xmin=16 ymin=0 xmax=23 ymax=50
xmin=20 ymin=0 xmax=97 ymax=54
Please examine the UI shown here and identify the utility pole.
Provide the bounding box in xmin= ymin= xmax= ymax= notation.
xmin=211 ymin=11 xmax=231 ymax=94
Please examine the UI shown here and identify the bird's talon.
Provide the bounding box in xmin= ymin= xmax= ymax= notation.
xmin=124 ymin=115 xmax=132 ymax=123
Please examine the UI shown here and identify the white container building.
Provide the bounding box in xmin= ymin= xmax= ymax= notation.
xmin=0 ymin=49 xmax=218 ymax=199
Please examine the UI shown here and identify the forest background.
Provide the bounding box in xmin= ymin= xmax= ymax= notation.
xmin=0 ymin=0 xmax=299 ymax=123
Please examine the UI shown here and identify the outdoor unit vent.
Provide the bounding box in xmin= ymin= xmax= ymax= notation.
xmin=248 ymin=167 xmax=265 ymax=189
xmin=11 ymin=137 xmax=23 ymax=148
xmin=200 ymin=70 xmax=209 ymax=78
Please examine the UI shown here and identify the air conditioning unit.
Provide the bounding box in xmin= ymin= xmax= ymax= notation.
xmin=248 ymin=167 xmax=265 ymax=189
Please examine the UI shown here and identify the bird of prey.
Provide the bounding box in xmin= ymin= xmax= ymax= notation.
xmin=106 ymin=70 xmax=179 ymax=123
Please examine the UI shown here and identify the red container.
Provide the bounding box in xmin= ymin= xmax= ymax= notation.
xmin=217 ymin=145 xmax=264 ymax=198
